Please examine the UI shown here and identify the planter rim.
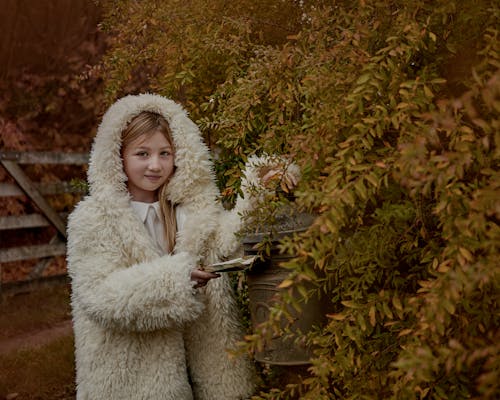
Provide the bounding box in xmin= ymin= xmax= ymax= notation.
xmin=242 ymin=213 xmax=315 ymax=244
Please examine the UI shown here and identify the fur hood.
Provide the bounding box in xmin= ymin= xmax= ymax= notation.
xmin=88 ymin=93 xmax=219 ymax=205
xmin=87 ymin=93 xmax=221 ymax=260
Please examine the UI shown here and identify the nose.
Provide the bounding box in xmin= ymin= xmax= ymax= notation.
xmin=148 ymin=155 xmax=161 ymax=171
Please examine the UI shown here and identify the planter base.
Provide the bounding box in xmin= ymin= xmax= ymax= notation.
xmin=247 ymin=257 xmax=324 ymax=365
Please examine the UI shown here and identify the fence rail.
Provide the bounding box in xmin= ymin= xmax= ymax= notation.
xmin=0 ymin=151 xmax=88 ymax=294
xmin=0 ymin=212 xmax=69 ymax=230
xmin=0 ymin=151 xmax=89 ymax=164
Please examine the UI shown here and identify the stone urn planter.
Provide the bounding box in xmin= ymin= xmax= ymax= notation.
xmin=243 ymin=211 xmax=328 ymax=366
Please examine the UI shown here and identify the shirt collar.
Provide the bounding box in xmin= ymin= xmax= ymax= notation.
xmin=130 ymin=200 xmax=161 ymax=223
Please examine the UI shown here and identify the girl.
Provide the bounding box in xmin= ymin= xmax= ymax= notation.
xmin=66 ymin=94 xmax=293 ymax=399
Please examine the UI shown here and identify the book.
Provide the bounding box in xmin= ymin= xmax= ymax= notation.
xmin=204 ymin=255 xmax=257 ymax=273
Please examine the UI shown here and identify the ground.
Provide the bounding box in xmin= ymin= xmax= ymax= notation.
xmin=0 ymin=284 xmax=75 ymax=400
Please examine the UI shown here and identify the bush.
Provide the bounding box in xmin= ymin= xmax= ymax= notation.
xmin=99 ymin=1 xmax=499 ymax=398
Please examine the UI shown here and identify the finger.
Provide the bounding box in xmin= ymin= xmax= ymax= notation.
xmin=199 ymin=271 xmax=220 ymax=279
xmin=283 ymin=171 xmax=297 ymax=186
xmin=262 ymin=170 xmax=280 ymax=183
xmin=194 ymin=281 xmax=206 ymax=289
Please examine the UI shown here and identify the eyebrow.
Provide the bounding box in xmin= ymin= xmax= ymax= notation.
xmin=133 ymin=145 xmax=173 ymax=150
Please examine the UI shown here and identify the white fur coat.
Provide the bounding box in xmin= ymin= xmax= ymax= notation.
xmin=66 ymin=94 xmax=266 ymax=399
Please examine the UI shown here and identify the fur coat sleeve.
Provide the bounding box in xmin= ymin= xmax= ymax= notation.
xmin=67 ymin=198 xmax=205 ymax=332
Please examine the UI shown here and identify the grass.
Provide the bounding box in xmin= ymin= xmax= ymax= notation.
xmin=0 ymin=284 xmax=75 ymax=399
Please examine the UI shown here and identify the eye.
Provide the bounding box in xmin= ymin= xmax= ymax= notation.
xmin=160 ymin=150 xmax=173 ymax=157
xmin=136 ymin=151 xmax=148 ymax=157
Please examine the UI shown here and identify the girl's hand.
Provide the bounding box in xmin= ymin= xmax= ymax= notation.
xmin=191 ymin=269 xmax=220 ymax=289
xmin=259 ymin=160 xmax=299 ymax=194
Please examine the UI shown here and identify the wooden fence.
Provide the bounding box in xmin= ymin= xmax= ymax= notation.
xmin=0 ymin=151 xmax=88 ymax=294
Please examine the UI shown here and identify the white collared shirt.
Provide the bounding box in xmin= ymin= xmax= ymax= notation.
xmin=130 ymin=200 xmax=167 ymax=254
xmin=130 ymin=201 xmax=186 ymax=255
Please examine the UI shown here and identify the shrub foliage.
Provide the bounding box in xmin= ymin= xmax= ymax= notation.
xmin=99 ymin=0 xmax=499 ymax=398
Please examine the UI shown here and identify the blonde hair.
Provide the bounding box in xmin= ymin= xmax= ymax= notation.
xmin=121 ymin=111 xmax=177 ymax=253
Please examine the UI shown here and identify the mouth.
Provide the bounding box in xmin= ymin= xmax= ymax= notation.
xmin=145 ymin=175 xmax=162 ymax=181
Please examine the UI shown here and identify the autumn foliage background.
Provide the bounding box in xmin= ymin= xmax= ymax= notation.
xmin=1 ymin=0 xmax=499 ymax=399
xmin=0 ymin=0 xmax=104 ymax=283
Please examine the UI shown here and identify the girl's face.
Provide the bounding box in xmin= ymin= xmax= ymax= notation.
xmin=122 ymin=129 xmax=175 ymax=203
